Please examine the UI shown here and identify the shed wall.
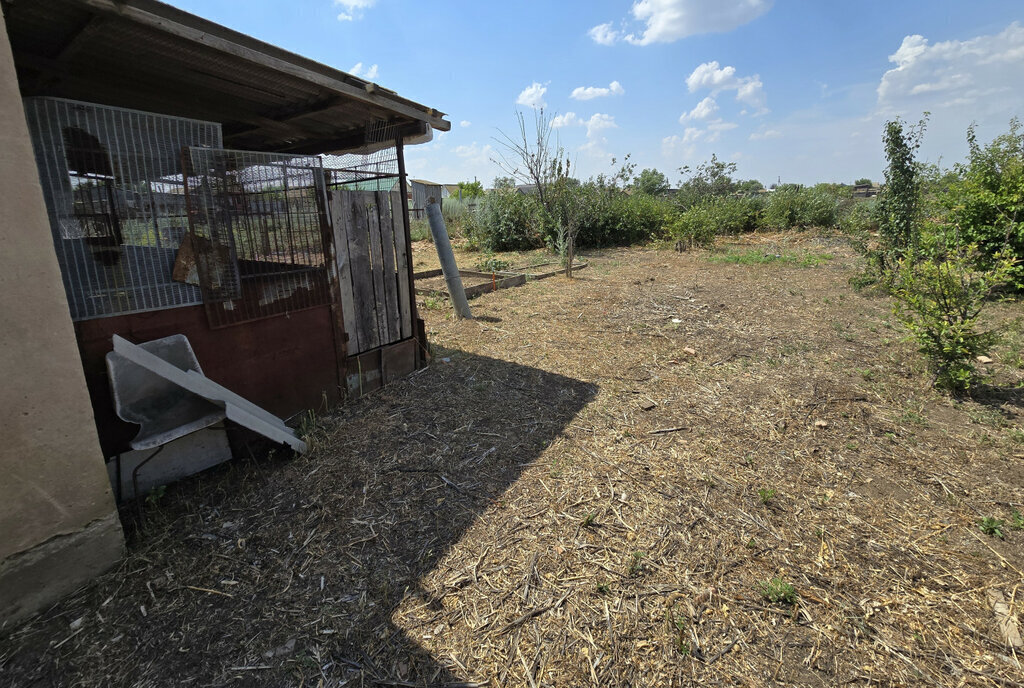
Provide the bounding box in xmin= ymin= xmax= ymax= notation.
xmin=0 ymin=6 xmax=124 ymax=623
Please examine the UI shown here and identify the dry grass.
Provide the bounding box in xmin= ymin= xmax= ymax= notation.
xmin=2 ymin=232 xmax=1023 ymax=687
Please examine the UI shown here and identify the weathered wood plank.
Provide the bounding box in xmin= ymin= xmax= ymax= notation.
xmin=330 ymin=190 xmax=359 ymax=353
xmin=376 ymin=190 xmax=402 ymax=344
xmin=391 ymin=188 xmax=413 ymax=339
xmin=346 ymin=192 xmax=379 ymax=352
xmin=365 ymin=193 xmax=390 ymax=345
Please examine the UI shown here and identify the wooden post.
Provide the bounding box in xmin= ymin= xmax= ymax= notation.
xmin=395 ymin=136 xmax=426 ymax=363
xmin=317 ymin=170 xmax=347 ymax=398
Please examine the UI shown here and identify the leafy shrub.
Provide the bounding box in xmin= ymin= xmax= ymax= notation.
xmin=763 ymin=187 xmax=804 ymax=229
xmin=574 ymin=187 xmax=672 ymax=247
xmin=891 ymin=235 xmax=1015 ymax=393
xmin=667 ymin=207 xmax=716 ymax=250
xmin=763 ymin=186 xmax=840 ymax=229
xmin=476 ymin=255 xmax=512 ymax=272
xmin=442 ymin=198 xmax=480 ymax=239
xmin=940 ymin=119 xmax=1024 ymax=288
xmin=669 ymin=196 xmax=762 ymax=246
xmin=838 ymin=198 xmax=879 ymax=235
xmin=464 ymin=187 xmax=548 ymax=252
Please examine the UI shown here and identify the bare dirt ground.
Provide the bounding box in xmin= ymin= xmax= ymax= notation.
xmin=2 ymin=232 xmax=1024 ymax=687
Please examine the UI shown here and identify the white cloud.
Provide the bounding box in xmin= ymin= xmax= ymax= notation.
xmin=516 ymin=82 xmax=548 ymax=109
xmin=453 ymin=142 xmax=494 ymax=167
xmin=550 ymin=112 xmax=616 ymax=139
xmin=705 ymin=120 xmax=738 ymax=142
xmin=586 ymin=113 xmax=617 ymax=137
xmin=877 ymin=22 xmax=1024 ymax=115
xmin=571 ymin=80 xmax=625 ymax=101
xmin=749 ymin=128 xmax=782 ymax=140
xmin=736 ymin=76 xmax=765 ymax=109
xmin=349 ymin=62 xmax=379 ymax=79
xmin=595 ymin=0 xmax=773 ymax=46
xmin=686 ymin=61 xmax=766 ymax=113
xmin=662 ymin=134 xmax=695 ymax=159
xmin=460 ymin=120 xmax=471 ymax=128
xmin=335 ymin=0 xmax=376 ymax=21
xmin=588 ymin=22 xmax=619 ymax=46
xmin=551 ymin=112 xmax=583 ymax=128
xmin=686 ymin=61 xmax=737 ymax=91
xmin=681 ymin=127 xmax=703 ymax=143
xmin=679 ymin=96 xmax=718 ymax=122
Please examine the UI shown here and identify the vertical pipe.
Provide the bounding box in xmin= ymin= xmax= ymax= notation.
xmin=425 ymin=201 xmax=471 ymax=319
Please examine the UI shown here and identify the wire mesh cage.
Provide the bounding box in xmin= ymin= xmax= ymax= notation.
xmin=24 ymin=97 xmax=223 ymax=321
xmin=322 ymin=120 xmax=402 ymax=193
xmin=182 ymin=148 xmax=334 ymax=328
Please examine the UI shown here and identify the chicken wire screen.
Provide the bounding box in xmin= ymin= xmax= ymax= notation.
xmin=23 ymin=97 xmax=223 ymax=321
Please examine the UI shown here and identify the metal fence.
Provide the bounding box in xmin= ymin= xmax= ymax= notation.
xmin=24 ymin=97 xmax=222 ymax=321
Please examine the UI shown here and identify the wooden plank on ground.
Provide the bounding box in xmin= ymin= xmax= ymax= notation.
xmin=376 ymin=190 xmax=402 ymax=344
xmin=346 ymin=192 xmax=379 ymax=352
xmin=391 ymin=188 xmax=413 ymax=339
xmin=329 ymin=190 xmax=358 ymax=354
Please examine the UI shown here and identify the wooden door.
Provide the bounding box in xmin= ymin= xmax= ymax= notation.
xmin=329 ymin=189 xmax=413 ymax=354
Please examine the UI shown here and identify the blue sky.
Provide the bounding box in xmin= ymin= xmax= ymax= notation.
xmin=164 ymin=0 xmax=1024 ymax=187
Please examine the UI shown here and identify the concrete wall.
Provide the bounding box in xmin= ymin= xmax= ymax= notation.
xmin=0 ymin=7 xmax=124 ymax=624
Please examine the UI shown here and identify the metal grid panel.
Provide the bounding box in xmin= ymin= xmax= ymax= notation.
xmin=322 ymin=121 xmax=401 ymax=192
xmin=24 ymin=97 xmax=223 ymax=321
xmin=183 ymin=148 xmax=334 ymax=328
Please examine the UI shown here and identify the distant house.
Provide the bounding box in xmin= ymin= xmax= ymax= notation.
xmin=853 ymin=183 xmax=880 ymax=198
xmin=407 ymin=179 xmax=446 ymax=218
xmin=515 ymin=183 xmax=539 ymax=195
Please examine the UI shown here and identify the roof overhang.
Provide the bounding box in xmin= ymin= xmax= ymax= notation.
xmin=2 ymin=0 xmax=451 ymax=154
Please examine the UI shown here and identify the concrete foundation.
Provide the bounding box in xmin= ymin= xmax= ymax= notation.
xmin=0 ymin=513 xmax=125 ymax=625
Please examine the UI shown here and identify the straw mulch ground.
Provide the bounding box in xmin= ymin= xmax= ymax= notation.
xmin=2 ymin=233 xmax=1023 ymax=687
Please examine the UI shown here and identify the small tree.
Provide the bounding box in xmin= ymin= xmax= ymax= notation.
xmin=854 ymin=177 xmax=872 ymax=186
xmin=493 ymin=109 xmax=562 ymax=214
xmin=877 ymin=115 xmax=928 ymax=270
xmin=891 ymin=232 xmax=1014 ymax=392
xmin=549 ymin=160 xmax=586 ymax=277
xmin=456 ymin=180 xmax=485 ymax=198
xmin=676 ymin=155 xmax=737 ymax=209
xmin=735 ymin=178 xmax=765 ymax=195
xmin=632 ymin=168 xmax=670 ymax=196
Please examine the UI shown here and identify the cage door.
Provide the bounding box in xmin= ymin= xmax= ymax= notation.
xmin=181 ymin=148 xmax=334 ymax=328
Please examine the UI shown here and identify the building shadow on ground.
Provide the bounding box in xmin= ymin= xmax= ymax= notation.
xmin=0 ymin=347 xmax=596 ymax=687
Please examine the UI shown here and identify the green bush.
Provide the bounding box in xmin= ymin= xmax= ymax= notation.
xmin=838 ymin=198 xmax=879 ymax=235
xmin=667 ymin=206 xmax=716 ymax=250
xmin=763 ymin=186 xmax=840 ymax=229
xmin=891 ymin=235 xmax=1015 ymax=393
xmin=573 ymin=187 xmax=670 ymax=247
xmin=667 ymin=196 xmax=763 ymax=248
xmin=940 ymin=119 xmax=1024 ymax=288
xmin=464 ymin=188 xmax=548 ymax=252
